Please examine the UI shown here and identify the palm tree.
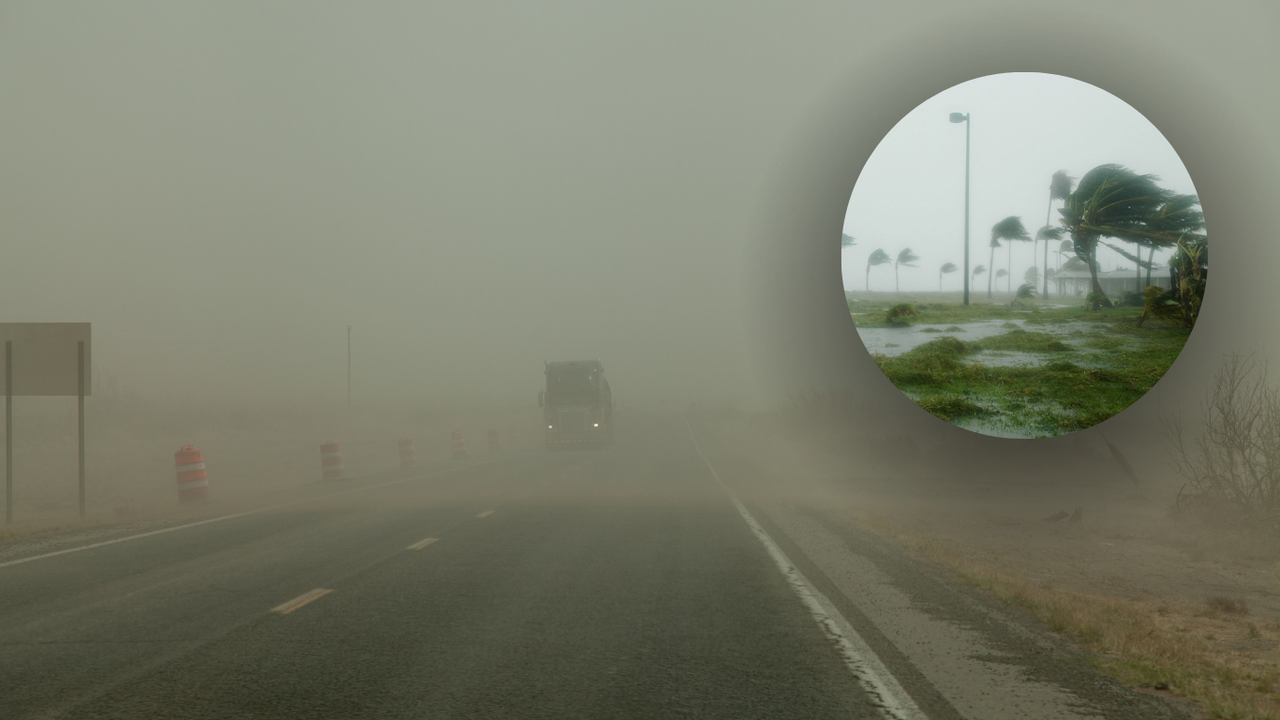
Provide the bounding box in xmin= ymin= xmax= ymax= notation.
xmin=1055 ymin=238 xmax=1073 ymax=269
xmin=989 ymin=216 xmax=1030 ymax=299
xmin=1146 ymin=194 xmax=1204 ymax=286
xmin=1036 ymin=226 xmax=1065 ymax=296
xmin=1058 ymin=164 xmax=1177 ymax=307
xmin=894 ymin=248 xmax=919 ymax=292
xmin=939 ymin=262 xmax=958 ymax=291
xmin=996 ymin=268 xmax=1008 ymax=288
xmin=972 ymin=264 xmax=986 ymax=285
xmin=1012 ymin=283 xmax=1038 ymax=306
xmin=1040 ymin=171 xmax=1074 ymax=294
xmin=1024 ymin=265 xmax=1040 ymax=288
xmin=865 ymin=249 xmax=891 ymax=291
xmin=841 ymin=233 xmax=856 ymax=249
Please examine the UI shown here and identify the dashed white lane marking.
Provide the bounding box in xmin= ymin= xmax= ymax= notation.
xmin=0 ymin=459 xmax=504 ymax=571
xmin=684 ymin=416 xmax=928 ymax=720
xmin=475 ymin=510 xmax=494 ymax=518
xmin=407 ymin=537 xmax=439 ymax=550
xmin=272 ymin=588 xmax=333 ymax=615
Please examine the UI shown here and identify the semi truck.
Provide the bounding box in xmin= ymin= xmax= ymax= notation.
xmin=539 ymin=360 xmax=613 ymax=449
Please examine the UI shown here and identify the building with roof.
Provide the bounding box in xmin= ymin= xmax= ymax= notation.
xmin=1051 ymin=265 xmax=1171 ymax=298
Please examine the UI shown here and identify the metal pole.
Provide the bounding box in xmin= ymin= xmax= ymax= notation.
xmin=346 ymin=325 xmax=352 ymax=412
xmin=5 ymin=340 xmax=11 ymax=524
xmin=963 ymin=116 xmax=971 ymax=306
xmin=78 ymin=341 xmax=85 ymax=518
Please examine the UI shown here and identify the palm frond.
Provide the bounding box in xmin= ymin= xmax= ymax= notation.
xmin=1036 ymin=225 xmax=1064 ymax=242
xmin=991 ymin=216 xmax=1031 ymax=243
xmin=1050 ymin=170 xmax=1075 ymax=202
xmin=1103 ymin=242 xmax=1155 ymax=270
xmin=867 ymin=248 xmax=891 ymax=266
xmin=895 ymin=248 xmax=920 ymax=267
xmin=841 ymin=233 xmax=856 ymax=248
xmin=972 ymin=264 xmax=986 ymax=276
xmin=1060 ymin=164 xmax=1177 ymax=245
xmin=940 ymin=262 xmax=958 ymax=274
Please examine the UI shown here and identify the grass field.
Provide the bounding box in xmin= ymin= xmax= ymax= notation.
xmin=848 ymin=292 xmax=1191 ymax=437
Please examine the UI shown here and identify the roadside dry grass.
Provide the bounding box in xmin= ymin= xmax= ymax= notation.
xmin=855 ymin=510 xmax=1280 ymax=720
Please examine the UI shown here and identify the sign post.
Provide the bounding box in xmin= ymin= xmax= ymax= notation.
xmin=5 ymin=340 xmax=11 ymax=525
xmin=0 ymin=324 xmax=92 ymax=523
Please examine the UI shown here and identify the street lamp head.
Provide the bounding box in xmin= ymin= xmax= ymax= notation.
xmin=949 ymin=112 xmax=968 ymax=123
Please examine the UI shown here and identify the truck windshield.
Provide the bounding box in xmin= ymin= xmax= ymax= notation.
xmin=547 ymin=368 xmax=598 ymax=404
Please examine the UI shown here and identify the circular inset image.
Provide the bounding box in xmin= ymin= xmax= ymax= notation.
xmin=842 ymin=73 xmax=1205 ymax=439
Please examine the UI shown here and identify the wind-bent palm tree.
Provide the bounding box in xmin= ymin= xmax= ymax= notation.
xmin=1058 ymin=164 xmax=1177 ymax=308
xmin=1040 ymin=171 xmax=1074 ymax=294
xmin=1024 ymin=265 xmax=1040 ymax=288
xmin=972 ymin=264 xmax=986 ymax=287
xmin=841 ymin=233 xmax=856 ymax=249
xmin=996 ymin=269 xmax=1008 ymax=289
xmin=1056 ymin=238 xmax=1074 ymax=269
xmin=939 ymin=262 xmax=958 ymax=291
xmin=1145 ymin=194 xmax=1204 ymax=286
xmin=1036 ymin=226 xmax=1065 ymax=296
xmin=894 ymin=248 xmax=919 ymax=292
xmin=865 ymin=249 xmax=891 ymax=291
xmin=989 ymin=216 xmax=1030 ymax=299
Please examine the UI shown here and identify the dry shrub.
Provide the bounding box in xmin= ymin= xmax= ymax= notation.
xmin=1206 ymin=596 xmax=1249 ymax=616
xmin=1164 ymin=352 xmax=1280 ymax=531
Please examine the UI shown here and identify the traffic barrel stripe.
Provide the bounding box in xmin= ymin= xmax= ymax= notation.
xmin=174 ymin=445 xmax=210 ymax=502
xmin=320 ymin=441 xmax=344 ymax=480
xmin=398 ymin=436 xmax=416 ymax=468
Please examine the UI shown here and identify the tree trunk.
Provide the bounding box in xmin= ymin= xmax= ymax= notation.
xmin=1007 ymin=243 xmax=1013 ymax=292
xmin=988 ymin=245 xmax=995 ymax=299
xmin=866 ymin=265 xmax=870 ymax=292
xmin=895 ymin=263 xmax=900 ymax=293
xmin=1135 ymin=241 xmax=1142 ymax=293
xmin=1043 ymin=189 xmax=1053 ymax=297
xmin=1146 ymin=245 xmax=1154 ymax=288
xmin=1083 ymin=239 xmax=1113 ymax=308
xmin=1043 ymin=237 xmax=1050 ymax=297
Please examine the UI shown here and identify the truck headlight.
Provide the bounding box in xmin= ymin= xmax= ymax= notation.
xmin=593 ymin=423 xmax=599 ymax=427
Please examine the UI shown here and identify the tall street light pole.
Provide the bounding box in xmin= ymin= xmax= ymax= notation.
xmin=346 ymin=325 xmax=352 ymax=413
xmin=950 ymin=112 xmax=971 ymax=306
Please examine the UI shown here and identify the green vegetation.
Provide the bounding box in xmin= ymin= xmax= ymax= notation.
xmin=885 ymin=303 xmax=920 ymax=326
xmin=852 ymin=298 xmax=1189 ymax=437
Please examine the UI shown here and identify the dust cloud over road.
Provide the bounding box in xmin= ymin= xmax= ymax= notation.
xmin=2 ymin=2 xmax=1279 ymax=718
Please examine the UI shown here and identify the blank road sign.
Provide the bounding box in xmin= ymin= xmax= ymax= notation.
xmin=0 ymin=323 xmax=91 ymax=396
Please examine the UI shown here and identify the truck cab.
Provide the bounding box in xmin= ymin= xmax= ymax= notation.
xmin=540 ymin=360 xmax=613 ymax=449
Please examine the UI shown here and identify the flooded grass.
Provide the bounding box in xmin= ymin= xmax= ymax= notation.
xmin=853 ymin=298 xmax=1190 ymax=437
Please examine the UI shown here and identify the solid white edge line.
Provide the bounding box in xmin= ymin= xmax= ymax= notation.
xmin=683 ymin=416 xmax=927 ymax=720
xmin=0 ymin=457 xmax=506 ymax=570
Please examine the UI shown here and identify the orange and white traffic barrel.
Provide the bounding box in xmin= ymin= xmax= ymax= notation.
xmin=488 ymin=428 xmax=501 ymax=454
xmin=450 ymin=430 xmax=467 ymax=459
xmin=320 ymin=440 xmax=344 ymax=480
xmin=175 ymin=445 xmax=209 ymax=502
xmin=398 ymin=436 xmax=416 ymax=468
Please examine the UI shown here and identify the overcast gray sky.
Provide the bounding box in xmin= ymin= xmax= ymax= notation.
xmin=842 ymin=72 xmax=1199 ymax=293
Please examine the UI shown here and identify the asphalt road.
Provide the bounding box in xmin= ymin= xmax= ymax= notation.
xmin=0 ymin=414 xmax=1189 ymax=719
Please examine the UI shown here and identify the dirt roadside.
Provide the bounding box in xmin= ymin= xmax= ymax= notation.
xmin=698 ymin=411 xmax=1280 ymax=720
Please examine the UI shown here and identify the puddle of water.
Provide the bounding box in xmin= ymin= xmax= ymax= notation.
xmin=856 ymin=319 xmax=1026 ymax=356
xmin=858 ymin=318 xmax=1141 ymax=363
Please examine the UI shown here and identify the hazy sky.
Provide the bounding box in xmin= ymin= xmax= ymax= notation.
xmin=842 ymin=72 xmax=1199 ymax=293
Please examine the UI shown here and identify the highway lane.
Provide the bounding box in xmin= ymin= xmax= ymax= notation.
xmin=0 ymin=414 xmax=1189 ymax=719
